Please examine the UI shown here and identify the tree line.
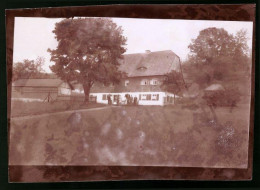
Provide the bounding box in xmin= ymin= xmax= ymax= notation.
xmin=163 ymin=27 xmax=251 ymax=106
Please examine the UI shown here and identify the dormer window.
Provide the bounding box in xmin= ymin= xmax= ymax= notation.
xmin=138 ymin=67 xmax=147 ymax=71
xmin=137 ymin=66 xmax=147 ymax=71
xmin=110 ymin=83 xmax=115 ymax=87
xmin=125 ymin=80 xmax=129 ymax=86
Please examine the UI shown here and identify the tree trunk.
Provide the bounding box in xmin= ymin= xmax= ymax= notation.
xmin=83 ymin=83 xmax=91 ymax=103
xmin=209 ymin=105 xmax=218 ymax=123
xmin=179 ymin=60 xmax=188 ymax=91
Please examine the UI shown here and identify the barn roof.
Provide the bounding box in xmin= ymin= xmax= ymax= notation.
xmin=118 ymin=50 xmax=180 ymax=77
xmin=12 ymin=79 xmax=64 ymax=87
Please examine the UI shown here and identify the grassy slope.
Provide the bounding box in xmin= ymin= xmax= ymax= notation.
xmin=9 ymin=104 xmax=250 ymax=168
xmin=10 ymin=101 xmax=105 ymax=117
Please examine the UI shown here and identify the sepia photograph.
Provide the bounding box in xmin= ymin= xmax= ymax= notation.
xmin=7 ymin=8 xmax=254 ymax=182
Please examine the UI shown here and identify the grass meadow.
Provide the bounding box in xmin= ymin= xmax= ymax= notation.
xmin=9 ymin=102 xmax=250 ymax=169
xmin=10 ymin=100 xmax=105 ymax=117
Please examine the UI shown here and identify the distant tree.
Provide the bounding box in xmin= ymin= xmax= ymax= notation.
xmin=232 ymin=29 xmax=250 ymax=70
xmin=12 ymin=56 xmax=45 ymax=81
xmin=48 ymin=18 xmax=127 ymax=102
xmin=188 ymin=27 xmax=249 ymax=67
xmin=188 ymin=27 xmax=234 ymax=66
xmin=182 ymin=27 xmax=251 ymax=123
xmin=162 ymin=70 xmax=186 ymax=101
xmin=185 ymin=27 xmax=250 ymax=88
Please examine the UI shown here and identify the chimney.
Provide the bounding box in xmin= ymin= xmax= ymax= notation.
xmin=145 ymin=50 xmax=151 ymax=54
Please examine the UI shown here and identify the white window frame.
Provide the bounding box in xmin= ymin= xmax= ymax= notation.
xmin=125 ymin=80 xmax=129 ymax=86
xmin=152 ymin=94 xmax=159 ymax=101
xmin=150 ymin=79 xmax=159 ymax=85
xmin=140 ymin=94 xmax=153 ymax=101
xmin=141 ymin=79 xmax=149 ymax=85
xmin=102 ymin=94 xmax=107 ymax=100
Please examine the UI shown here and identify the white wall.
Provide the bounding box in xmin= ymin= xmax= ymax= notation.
xmin=58 ymin=83 xmax=71 ymax=95
xmin=90 ymin=92 xmax=168 ymax=106
xmin=59 ymin=87 xmax=71 ymax=95
xmin=57 ymin=82 xmax=73 ymax=95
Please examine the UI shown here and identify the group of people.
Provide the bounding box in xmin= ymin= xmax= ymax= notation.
xmin=107 ymin=94 xmax=139 ymax=106
xmin=125 ymin=94 xmax=138 ymax=105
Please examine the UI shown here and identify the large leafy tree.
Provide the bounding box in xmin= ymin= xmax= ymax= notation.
xmin=12 ymin=56 xmax=45 ymax=81
xmin=162 ymin=70 xmax=186 ymax=99
xmin=188 ymin=28 xmax=234 ymax=65
xmin=182 ymin=27 xmax=250 ymax=122
xmin=185 ymin=27 xmax=250 ymax=88
xmin=48 ymin=18 xmax=127 ymax=102
xmin=188 ymin=27 xmax=249 ymax=67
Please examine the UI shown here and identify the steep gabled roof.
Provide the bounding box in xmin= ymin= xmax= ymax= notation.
xmin=12 ymin=79 xmax=64 ymax=87
xmin=118 ymin=50 xmax=180 ymax=77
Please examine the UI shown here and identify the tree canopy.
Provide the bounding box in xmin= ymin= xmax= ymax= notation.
xmin=188 ymin=27 xmax=249 ymax=67
xmin=184 ymin=27 xmax=250 ymax=89
xmin=181 ymin=27 xmax=251 ymax=110
xmin=48 ymin=18 xmax=127 ymax=102
xmin=188 ymin=27 xmax=233 ymax=64
xmin=162 ymin=70 xmax=186 ymax=97
xmin=12 ymin=57 xmax=46 ymax=81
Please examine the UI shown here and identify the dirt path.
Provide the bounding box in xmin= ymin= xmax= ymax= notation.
xmin=11 ymin=105 xmax=118 ymax=120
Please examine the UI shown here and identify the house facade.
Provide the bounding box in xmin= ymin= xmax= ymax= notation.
xmin=89 ymin=50 xmax=181 ymax=106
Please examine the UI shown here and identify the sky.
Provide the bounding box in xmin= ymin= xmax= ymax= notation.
xmin=13 ymin=17 xmax=253 ymax=73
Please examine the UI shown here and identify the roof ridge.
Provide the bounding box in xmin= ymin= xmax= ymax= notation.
xmin=123 ymin=50 xmax=173 ymax=56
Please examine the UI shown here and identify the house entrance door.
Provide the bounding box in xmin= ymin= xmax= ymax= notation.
xmin=113 ymin=95 xmax=120 ymax=104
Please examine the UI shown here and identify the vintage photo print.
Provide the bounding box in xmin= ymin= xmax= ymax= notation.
xmin=7 ymin=7 xmax=254 ymax=182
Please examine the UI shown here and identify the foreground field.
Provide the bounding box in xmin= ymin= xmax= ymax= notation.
xmin=9 ymin=103 xmax=250 ymax=169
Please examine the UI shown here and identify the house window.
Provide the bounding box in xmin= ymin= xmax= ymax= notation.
xmin=140 ymin=94 xmax=153 ymax=100
xmin=140 ymin=94 xmax=147 ymax=100
xmin=125 ymin=80 xmax=129 ymax=86
xmin=137 ymin=66 xmax=147 ymax=71
xmin=102 ymin=94 xmax=107 ymax=100
xmin=89 ymin=95 xmax=97 ymax=102
xmin=141 ymin=79 xmax=149 ymax=85
xmin=151 ymin=79 xmax=159 ymax=85
xmin=113 ymin=95 xmax=120 ymax=102
xmin=110 ymin=83 xmax=114 ymax=87
xmin=152 ymin=94 xmax=159 ymax=101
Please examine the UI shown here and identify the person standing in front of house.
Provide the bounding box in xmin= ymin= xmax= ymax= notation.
xmin=134 ymin=96 xmax=138 ymax=106
xmin=107 ymin=94 xmax=112 ymax=105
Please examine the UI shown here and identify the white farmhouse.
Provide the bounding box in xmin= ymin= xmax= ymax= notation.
xmin=89 ymin=50 xmax=181 ymax=106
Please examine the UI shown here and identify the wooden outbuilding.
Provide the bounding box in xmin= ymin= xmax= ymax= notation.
xmin=12 ymin=78 xmax=71 ymax=102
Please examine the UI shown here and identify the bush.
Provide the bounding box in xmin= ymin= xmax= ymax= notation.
xmin=215 ymin=121 xmax=242 ymax=155
xmin=203 ymin=88 xmax=241 ymax=107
